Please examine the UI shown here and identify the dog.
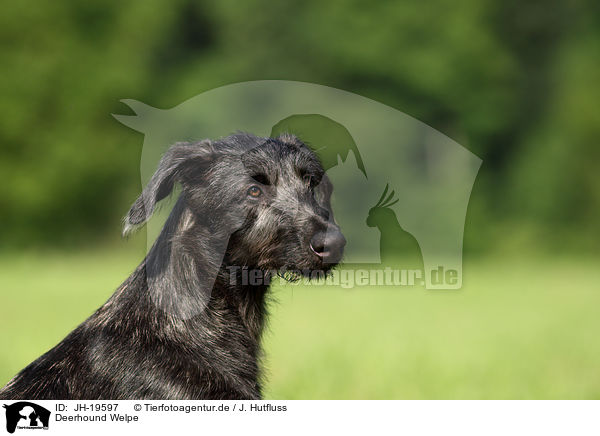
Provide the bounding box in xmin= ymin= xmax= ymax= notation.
xmin=0 ymin=133 xmax=345 ymax=399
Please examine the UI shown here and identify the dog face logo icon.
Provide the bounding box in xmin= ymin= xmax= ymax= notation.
xmin=3 ymin=402 xmax=50 ymax=433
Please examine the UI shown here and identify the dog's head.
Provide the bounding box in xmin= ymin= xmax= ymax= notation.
xmin=125 ymin=133 xmax=345 ymax=277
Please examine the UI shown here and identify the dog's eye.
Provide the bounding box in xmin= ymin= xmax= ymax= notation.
xmin=247 ymin=186 xmax=262 ymax=198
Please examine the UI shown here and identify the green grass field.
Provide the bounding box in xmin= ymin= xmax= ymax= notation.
xmin=1 ymin=249 xmax=599 ymax=399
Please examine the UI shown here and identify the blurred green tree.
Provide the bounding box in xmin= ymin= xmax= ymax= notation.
xmin=0 ymin=0 xmax=597 ymax=252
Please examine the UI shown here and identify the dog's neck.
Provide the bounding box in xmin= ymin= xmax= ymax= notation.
xmin=144 ymin=198 xmax=269 ymax=342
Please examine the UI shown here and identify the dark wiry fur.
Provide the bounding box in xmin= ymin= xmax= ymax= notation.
xmin=0 ymin=133 xmax=345 ymax=400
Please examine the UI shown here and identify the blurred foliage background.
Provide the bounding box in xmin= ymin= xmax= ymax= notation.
xmin=1 ymin=0 xmax=598 ymax=251
xmin=1 ymin=0 xmax=599 ymax=398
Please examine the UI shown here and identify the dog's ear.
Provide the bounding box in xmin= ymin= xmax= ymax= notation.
xmin=124 ymin=140 xmax=215 ymax=235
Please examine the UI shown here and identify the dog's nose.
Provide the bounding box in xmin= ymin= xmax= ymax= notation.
xmin=310 ymin=228 xmax=346 ymax=264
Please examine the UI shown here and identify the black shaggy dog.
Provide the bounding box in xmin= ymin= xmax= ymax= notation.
xmin=0 ymin=133 xmax=345 ymax=400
